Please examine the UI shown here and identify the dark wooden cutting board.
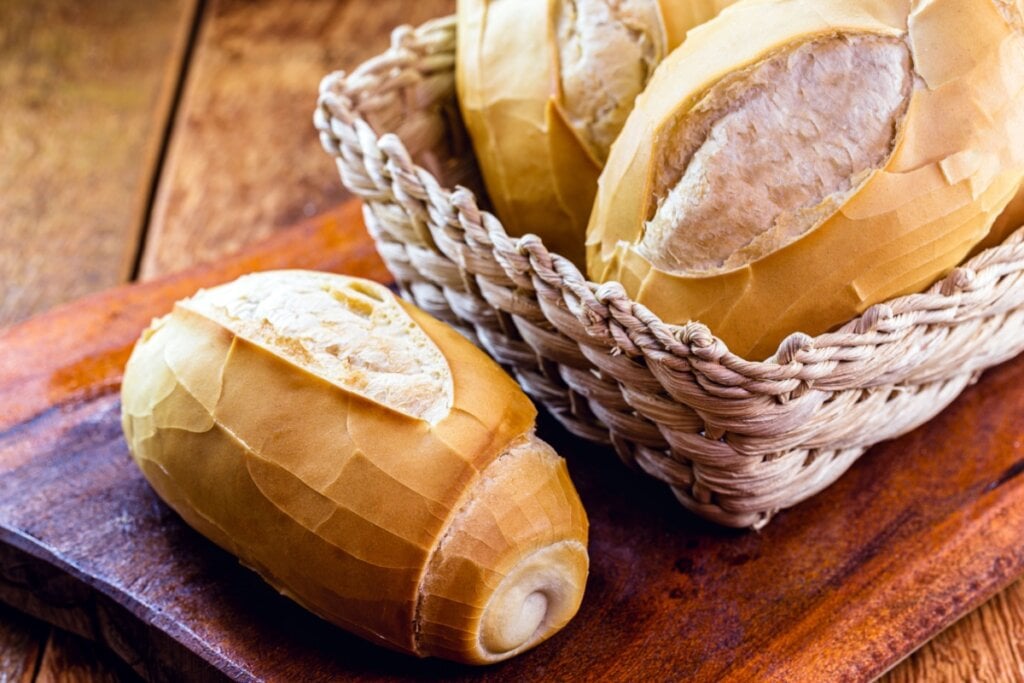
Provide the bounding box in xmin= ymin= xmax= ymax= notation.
xmin=1 ymin=202 xmax=1023 ymax=683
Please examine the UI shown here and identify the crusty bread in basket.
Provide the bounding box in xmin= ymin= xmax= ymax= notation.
xmin=455 ymin=0 xmax=738 ymax=267
xmin=587 ymin=0 xmax=1024 ymax=360
xmin=314 ymin=15 xmax=1024 ymax=529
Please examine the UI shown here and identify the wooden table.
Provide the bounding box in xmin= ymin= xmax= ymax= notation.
xmin=1 ymin=1 xmax=1022 ymax=680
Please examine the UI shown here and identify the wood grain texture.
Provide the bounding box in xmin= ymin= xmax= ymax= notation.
xmin=1 ymin=201 xmax=1024 ymax=682
xmin=883 ymin=579 xmax=1024 ymax=683
xmin=0 ymin=0 xmax=198 ymax=327
xmin=34 ymin=630 xmax=139 ymax=683
xmin=138 ymin=0 xmax=454 ymax=279
xmin=0 ymin=604 xmax=45 ymax=683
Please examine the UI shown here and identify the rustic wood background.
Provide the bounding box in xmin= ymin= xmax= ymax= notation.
xmin=1 ymin=0 xmax=1022 ymax=680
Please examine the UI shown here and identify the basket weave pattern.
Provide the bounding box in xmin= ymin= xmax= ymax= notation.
xmin=315 ymin=17 xmax=1024 ymax=529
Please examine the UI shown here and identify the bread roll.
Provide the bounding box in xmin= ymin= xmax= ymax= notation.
xmin=587 ymin=0 xmax=1024 ymax=359
xmin=120 ymin=271 xmax=588 ymax=664
xmin=456 ymin=0 xmax=737 ymax=266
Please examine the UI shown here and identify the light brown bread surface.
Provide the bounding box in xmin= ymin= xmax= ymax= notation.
xmin=183 ymin=272 xmax=454 ymax=424
xmin=456 ymin=0 xmax=737 ymax=266
xmin=556 ymin=0 xmax=665 ymax=164
xmin=587 ymin=0 xmax=1024 ymax=359
xmin=120 ymin=271 xmax=588 ymax=664
xmin=642 ymin=34 xmax=913 ymax=274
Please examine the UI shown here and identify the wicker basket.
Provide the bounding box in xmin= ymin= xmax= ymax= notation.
xmin=314 ymin=16 xmax=1024 ymax=529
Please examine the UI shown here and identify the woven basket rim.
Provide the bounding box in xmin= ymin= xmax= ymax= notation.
xmin=314 ymin=13 xmax=1024 ymax=528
